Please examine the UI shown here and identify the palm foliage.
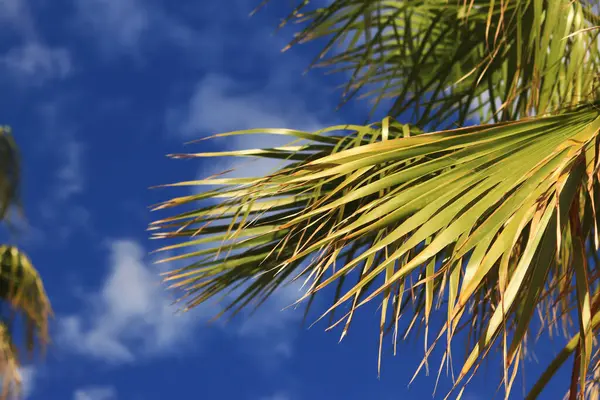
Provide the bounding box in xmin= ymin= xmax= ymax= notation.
xmin=0 ymin=127 xmax=51 ymax=399
xmin=152 ymin=0 xmax=600 ymax=398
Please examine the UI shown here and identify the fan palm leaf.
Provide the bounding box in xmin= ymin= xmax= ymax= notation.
xmin=152 ymin=0 xmax=600 ymax=398
xmin=0 ymin=127 xmax=51 ymax=399
xmin=272 ymin=0 xmax=600 ymax=127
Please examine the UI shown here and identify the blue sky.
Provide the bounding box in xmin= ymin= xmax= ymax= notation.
xmin=0 ymin=1 xmax=578 ymax=399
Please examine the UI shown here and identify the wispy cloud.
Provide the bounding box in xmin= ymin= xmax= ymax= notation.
xmin=73 ymin=0 xmax=295 ymax=63
xmin=54 ymin=140 xmax=85 ymax=201
xmin=20 ymin=366 xmax=36 ymax=399
xmin=0 ymin=42 xmax=71 ymax=84
xmin=0 ymin=0 xmax=73 ymax=85
xmin=234 ymin=279 xmax=307 ymax=360
xmin=75 ymin=0 xmax=150 ymax=50
xmin=58 ymin=237 xmax=308 ymax=366
xmin=57 ymin=240 xmax=195 ymax=363
xmin=173 ymin=73 xmax=323 ymax=137
xmin=177 ymin=75 xmax=297 ymax=135
xmin=0 ymin=0 xmax=36 ymax=37
xmin=29 ymin=102 xmax=93 ymax=244
xmin=73 ymin=0 xmax=197 ymax=58
xmin=73 ymin=386 xmax=117 ymax=400
xmin=37 ymin=139 xmax=90 ymax=240
xmin=169 ymin=72 xmax=327 ymax=182
xmin=34 ymin=102 xmax=85 ymax=196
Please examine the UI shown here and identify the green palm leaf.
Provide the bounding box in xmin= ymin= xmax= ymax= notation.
xmin=0 ymin=246 xmax=51 ymax=399
xmin=270 ymin=0 xmax=600 ymax=127
xmin=0 ymin=127 xmax=51 ymax=399
xmin=152 ymin=0 xmax=600 ymax=398
xmin=153 ymin=104 xmax=600 ymax=397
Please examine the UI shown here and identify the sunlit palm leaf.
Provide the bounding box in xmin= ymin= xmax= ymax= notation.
xmin=266 ymin=0 xmax=600 ymax=127
xmin=0 ymin=127 xmax=51 ymax=399
xmin=153 ymin=102 xmax=600 ymax=397
xmin=152 ymin=0 xmax=600 ymax=398
xmin=0 ymin=322 xmax=20 ymax=400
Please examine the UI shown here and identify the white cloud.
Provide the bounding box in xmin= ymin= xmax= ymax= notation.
xmin=19 ymin=366 xmax=36 ymax=399
xmin=174 ymin=73 xmax=323 ymax=136
xmin=33 ymin=105 xmax=85 ymax=202
xmin=234 ymin=279 xmax=307 ymax=359
xmin=74 ymin=0 xmax=150 ymax=51
xmin=170 ymin=72 xmax=326 ymax=182
xmin=0 ymin=1 xmax=73 ymax=85
xmin=0 ymin=365 xmax=37 ymax=399
xmin=73 ymin=0 xmax=197 ymax=57
xmin=58 ymin=240 xmax=195 ymax=363
xmin=37 ymin=138 xmax=89 ymax=242
xmin=0 ymin=42 xmax=71 ymax=83
xmin=73 ymin=386 xmax=117 ymax=400
xmin=30 ymin=102 xmax=91 ymax=243
xmin=0 ymin=0 xmax=36 ymax=36
xmin=58 ymin=237 xmax=308 ymax=365
xmin=55 ymin=140 xmax=85 ymax=201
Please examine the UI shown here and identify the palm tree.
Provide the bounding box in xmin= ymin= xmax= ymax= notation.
xmin=0 ymin=127 xmax=51 ymax=399
xmin=151 ymin=1 xmax=600 ymax=398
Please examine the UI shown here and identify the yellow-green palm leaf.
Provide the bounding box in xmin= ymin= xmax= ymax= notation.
xmin=152 ymin=104 xmax=600 ymax=397
xmin=270 ymin=0 xmax=600 ymax=127
xmin=0 ymin=246 xmax=50 ymax=399
xmin=152 ymin=0 xmax=600 ymax=398
xmin=0 ymin=127 xmax=51 ymax=399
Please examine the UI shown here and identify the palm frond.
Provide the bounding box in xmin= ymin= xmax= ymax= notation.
xmin=264 ymin=0 xmax=600 ymax=128
xmin=0 ymin=322 xmax=21 ymax=400
xmin=152 ymin=0 xmax=600 ymax=397
xmin=0 ymin=246 xmax=51 ymax=399
xmin=152 ymin=103 xmax=600 ymax=397
xmin=0 ymin=127 xmax=20 ymax=222
xmin=0 ymin=127 xmax=51 ymax=399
